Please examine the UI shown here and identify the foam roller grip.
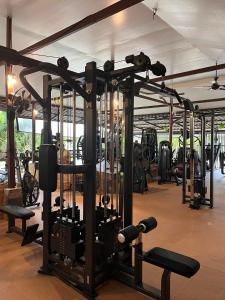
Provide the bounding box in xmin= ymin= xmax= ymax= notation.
xmin=118 ymin=225 xmax=139 ymax=244
xmin=139 ymin=217 xmax=157 ymax=233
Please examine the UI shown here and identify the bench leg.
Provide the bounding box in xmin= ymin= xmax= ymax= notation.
xmin=161 ymin=269 xmax=171 ymax=300
xmin=7 ymin=215 xmax=15 ymax=233
xmin=134 ymin=242 xmax=143 ymax=286
xmin=22 ymin=219 xmax=27 ymax=235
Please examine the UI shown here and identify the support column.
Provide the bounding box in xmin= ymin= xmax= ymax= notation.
xmin=5 ymin=16 xmax=16 ymax=188
xmin=32 ymin=102 xmax=36 ymax=162
xmin=169 ymin=97 xmax=173 ymax=145
xmin=123 ymin=76 xmax=134 ymax=227
xmin=41 ymin=75 xmax=52 ymax=273
xmin=83 ymin=62 xmax=97 ymax=296
xmin=210 ymin=110 xmax=214 ymax=208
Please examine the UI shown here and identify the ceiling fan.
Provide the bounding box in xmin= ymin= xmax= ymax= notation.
xmin=193 ymin=62 xmax=225 ymax=91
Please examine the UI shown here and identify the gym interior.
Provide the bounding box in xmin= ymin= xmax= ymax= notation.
xmin=0 ymin=1 xmax=225 ymax=299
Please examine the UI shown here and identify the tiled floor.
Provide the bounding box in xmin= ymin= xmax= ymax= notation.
xmin=0 ymin=171 xmax=225 ymax=299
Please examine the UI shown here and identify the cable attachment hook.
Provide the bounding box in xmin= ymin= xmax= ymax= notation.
xmin=146 ymin=69 xmax=150 ymax=82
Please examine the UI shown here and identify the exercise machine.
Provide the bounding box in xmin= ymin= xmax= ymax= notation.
xmin=158 ymin=141 xmax=171 ymax=183
xmin=182 ymin=101 xmax=214 ymax=209
xmin=133 ymin=141 xmax=148 ymax=193
xmin=18 ymin=151 xmax=40 ymax=207
xmin=0 ymin=45 xmax=200 ymax=300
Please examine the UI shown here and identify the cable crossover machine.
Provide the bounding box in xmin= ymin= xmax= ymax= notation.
xmin=0 ymin=45 xmax=200 ymax=300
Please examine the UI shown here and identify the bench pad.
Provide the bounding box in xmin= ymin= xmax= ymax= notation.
xmin=0 ymin=205 xmax=35 ymax=219
xmin=143 ymin=247 xmax=200 ymax=278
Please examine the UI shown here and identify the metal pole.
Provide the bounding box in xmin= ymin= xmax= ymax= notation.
xmin=182 ymin=110 xmax=187 ymax=203
xmin=110 ymin=89 xmax=114 ymax=212
xmin=123 ymin=77 xmax=134 ymax=227
xmin=5 ymin=16 xmax=16 ymax=188
xmin=83 ymin=62 xmax=97 ymax=295
xmin=169 ymin=96 xmax=173 ymax=145
xmin=201 ymin=115 xmax=206 ymax=198
xmin=32 ymin=102 xmax=36 ymax=163
xmin=115 ymin=86 xmax=120 ymax=213
xmin=104 ymin=82 xmax=108 ymax=219
xmin=98 ymin=97 xmax=103 ymax=205
xmin=189 ymin=111 xmax=195 ymax=205
xmin=210 ymin=110 xmax=214 ymax=208
xmin=41 ymin=74 xmax=52 ymax=274
xmin=59 ymin=84 xmax=64 ymax=216
xmin=72 ymin=90 xmax=76 ymax=220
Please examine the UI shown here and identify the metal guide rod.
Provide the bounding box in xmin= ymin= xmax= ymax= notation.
xmin=201 ymin=115 xmax=206 ymax=198
xmin=210 ymin=110 xmax=214 ymax=208
xmin=32 ymin=102 xmax=36 ymax=163
xmin=98 ymin=97 xmax=103 ymax=205
xmin=67 ymin=95 xmax=71 ymax=210
xmin=72 ymin=90 xmax=76 ymax=220
xmin=104 ymin=82 xmax=108 ymax=218
xmin=115 ymin=86 xmax=120 ymax=213
xmin=189 ymin=111 xmax=195 ymax=203
xmin=120 ymin=91 xmax=126 ymax=218
xmin=182 ymin=110 xmax=187 ymax=203
xmin=57 ymin=106 xmax=60 ymax=136
xmin=169 ymin=96 xmax=173 ymax=145
xmin=110 ymin=89 xmax=114 ymax=211
xmin=59 ymin=84 xmax=64 ymax=216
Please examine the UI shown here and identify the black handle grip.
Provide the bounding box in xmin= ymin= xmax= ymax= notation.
xmin=118 ymin=225 xmax=139 ymax=244
xmin=139 ymin=217 xmax=157 ymax=233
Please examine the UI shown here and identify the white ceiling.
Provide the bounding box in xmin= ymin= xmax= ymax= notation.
xmin=0 ymin=0 xmax=225 ymax=114
xmin=144 ymin=0 xmax=225 ymax=61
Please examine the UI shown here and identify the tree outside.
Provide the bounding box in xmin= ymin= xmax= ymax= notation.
xmin=0 ymin=111 xmax=41 ymax=161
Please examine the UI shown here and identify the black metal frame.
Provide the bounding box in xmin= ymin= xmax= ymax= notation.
xmin=182 ymin=108 xmax=214 ymax=208
xmin=22 ymin=62 xmax=136 ymax=298
xmin=0 ymin=45 xmax=199 ymax=299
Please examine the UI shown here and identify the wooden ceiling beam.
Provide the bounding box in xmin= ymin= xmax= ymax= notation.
xmin=151 ymin=63 xmax=225 ymax=82
xmin=19 ymin=0 xmax=144 ymax=55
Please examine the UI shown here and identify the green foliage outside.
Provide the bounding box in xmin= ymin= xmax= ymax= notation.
xmin=0 ymin=111 xmax=7 ymax=156
xmin=0 ymin=111 xmax=41 ymax=159
xmin=15 ymin=131 xmax=41 ymax=153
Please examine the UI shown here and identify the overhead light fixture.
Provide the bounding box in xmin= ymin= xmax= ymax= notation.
xmin=33 ymin=109 xmax=39 ymax=116
xmin=112 ymin=11 xmax=126 ymax=26
xmin=7 ymin=73 xmax=17 ymax=94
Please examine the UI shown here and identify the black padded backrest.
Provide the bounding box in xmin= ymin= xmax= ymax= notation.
xmin=39 ymin=144 xmax=57 ymax=192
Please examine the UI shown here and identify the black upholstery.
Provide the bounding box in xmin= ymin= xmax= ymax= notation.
xmin=0 ymin=205 xmax=35 ymax=219
xmin=143 ymin=247 xmax=200 ymax=278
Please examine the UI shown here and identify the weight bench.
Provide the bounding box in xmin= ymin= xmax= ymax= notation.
xmin=0 ymin=205 xmax=35 ymax=236
xmin=143 ymin=247 xmax=200 ymax=300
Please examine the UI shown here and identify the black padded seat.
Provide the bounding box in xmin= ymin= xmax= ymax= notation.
xmin=0 ymin=205 xmax=35 ymax=219
xmin=143 ymin=247 xmax=200 ymax=278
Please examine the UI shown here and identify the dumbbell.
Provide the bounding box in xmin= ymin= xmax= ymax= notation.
xmin=118 ymin=217 xmax=157 ymax=244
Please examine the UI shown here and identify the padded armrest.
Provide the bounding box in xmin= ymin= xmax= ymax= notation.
xmin=143 ymin=247 xmax=200 ymax=278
